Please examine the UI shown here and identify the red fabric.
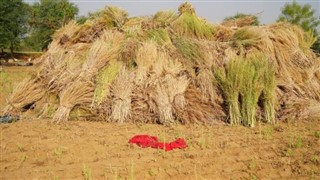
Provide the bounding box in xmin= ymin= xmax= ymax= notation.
xmin=129 ymin=135 xmax=187 ymax=151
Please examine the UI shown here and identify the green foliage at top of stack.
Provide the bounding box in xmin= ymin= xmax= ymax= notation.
xmin=231 ymin=27 xmax=262 ymax=53
xmin=223 ymin=13 xmax=260 ymax=26
xmin=152 ymin=10 xmax=178 ymax=28
xmin=214 ymin=52 xmax=276 ymax=127
xmin=172 ymin=2 xmax=214 ymax=39
xmin=97 ymin=6 xmax=129 ymax=29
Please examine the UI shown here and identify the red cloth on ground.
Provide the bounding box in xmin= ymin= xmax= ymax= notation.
xmin=128 ymin=135 xmax=187 ymax=151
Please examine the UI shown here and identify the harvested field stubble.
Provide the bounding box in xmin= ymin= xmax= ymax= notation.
xmin=3 ymin=2 xmax=320 ymax=125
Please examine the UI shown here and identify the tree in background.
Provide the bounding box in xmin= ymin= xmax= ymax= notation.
xmin=26 ymin=0 xmax=78 ymax=51
xmin=278 ymin=1 xmax=320 ymax=53
xmin=0 ymin=0 xmax=30 ymax=55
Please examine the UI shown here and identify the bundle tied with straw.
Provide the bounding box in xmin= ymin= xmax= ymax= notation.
xmin=52 ymin=31 xmax=124 ymax=123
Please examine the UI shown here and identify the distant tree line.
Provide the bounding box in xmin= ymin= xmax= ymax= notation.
xmin=0 ymin=0 xmax=78 ymax=53
xmin=0 ymin=0 xmax=319 ymax=53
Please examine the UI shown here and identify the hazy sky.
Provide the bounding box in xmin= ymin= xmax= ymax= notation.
xmin=24 ymin=0 xmax=319 ymax=25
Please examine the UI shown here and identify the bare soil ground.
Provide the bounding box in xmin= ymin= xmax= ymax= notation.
xmin=0 ymin=66 xmax=319 ymax=179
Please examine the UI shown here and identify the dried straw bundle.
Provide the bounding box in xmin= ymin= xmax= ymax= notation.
xmin=109 ymin=67 xmax=133 ymax=123
xmin=174 ymin=84 xmax=224 ymax=124
xmin=4 ymin=78 xmax=45 ymax=114
xmin=52 ymin=31 xmax=124 ymax=122
xmin=222 ymin=15 xmax=258 ymax=27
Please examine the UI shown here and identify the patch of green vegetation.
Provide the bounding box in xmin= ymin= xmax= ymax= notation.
xmin=295 ymin=135 xmax=303 ymax=148
xmin=0 ymin=72 xmax=13 ymax=94
xmin=130 ymin=160 xmax=134 ymax=180
xmin=315 ymin=131 xmax=320 ymax=139
xmin=16 ymin=143 xmax=26 ymax=152
xmin=82 ymin=164 xmax=92 ymax=180
xmin=248 ymin=159 xmax=257 ymax=180
xmin=262 ymin=126 xmax=273 ymax=140
xmin=54 ymin=146 xmax=68 ymax=157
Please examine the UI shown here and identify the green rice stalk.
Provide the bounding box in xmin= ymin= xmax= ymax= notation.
xmin=258 ymin=55 xmax=276 ymax=124
xmin=145 ymin=28 xmax=171 ymax=46
xmin=214 ymin=58 xmax=244 ymax=125
xmin=153 ymin=10 xmax=177 ymax=27
xmin=173 ymin=37 xmax=204 ymax=65
xmin=172 ymin=12 xmax=214 ymax=39
xmin=232 ymin=27 xmax=261 ymax=54
xmin=94 ymin=61 xmax=123 ymax=104
xmin=239 ymin=56 xmax=265 ymax=127
xmin=298 ymin=30 xmax=317 ymax=54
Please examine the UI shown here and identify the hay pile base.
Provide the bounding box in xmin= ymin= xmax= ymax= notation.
xmin=3 ymin=3 xmax=320 ymax=126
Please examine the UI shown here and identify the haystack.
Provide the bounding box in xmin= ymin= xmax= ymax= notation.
xmin=3 ymin=3 xmax=320 ymax=127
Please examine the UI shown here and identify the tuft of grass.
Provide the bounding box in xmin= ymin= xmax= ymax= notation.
xmin=248 ymin=159 xmax=257 ymax=180
xmin=17 ymin=143 xmax=26 ymax=152
xmin=262 ymin=126 xmax=273 ymax=140
xmin=54 ymin=146 xmax=68 ymax=157
xmin=295 ymin=135 xmax=303 ymax=148
xmin=130 ymin=160 xmax=134 ymax=180
xmin=82 ymin=164 xmax=92 ymax=180
xmin=315 ymin=131 xmax=320 ymax=139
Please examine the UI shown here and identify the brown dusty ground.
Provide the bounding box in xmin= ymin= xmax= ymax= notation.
xmin=0 ymin=66 xmax=319 ymax=179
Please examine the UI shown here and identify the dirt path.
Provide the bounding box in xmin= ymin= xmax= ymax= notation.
xmin=1 ymin=118 xmax=319 ymax=179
